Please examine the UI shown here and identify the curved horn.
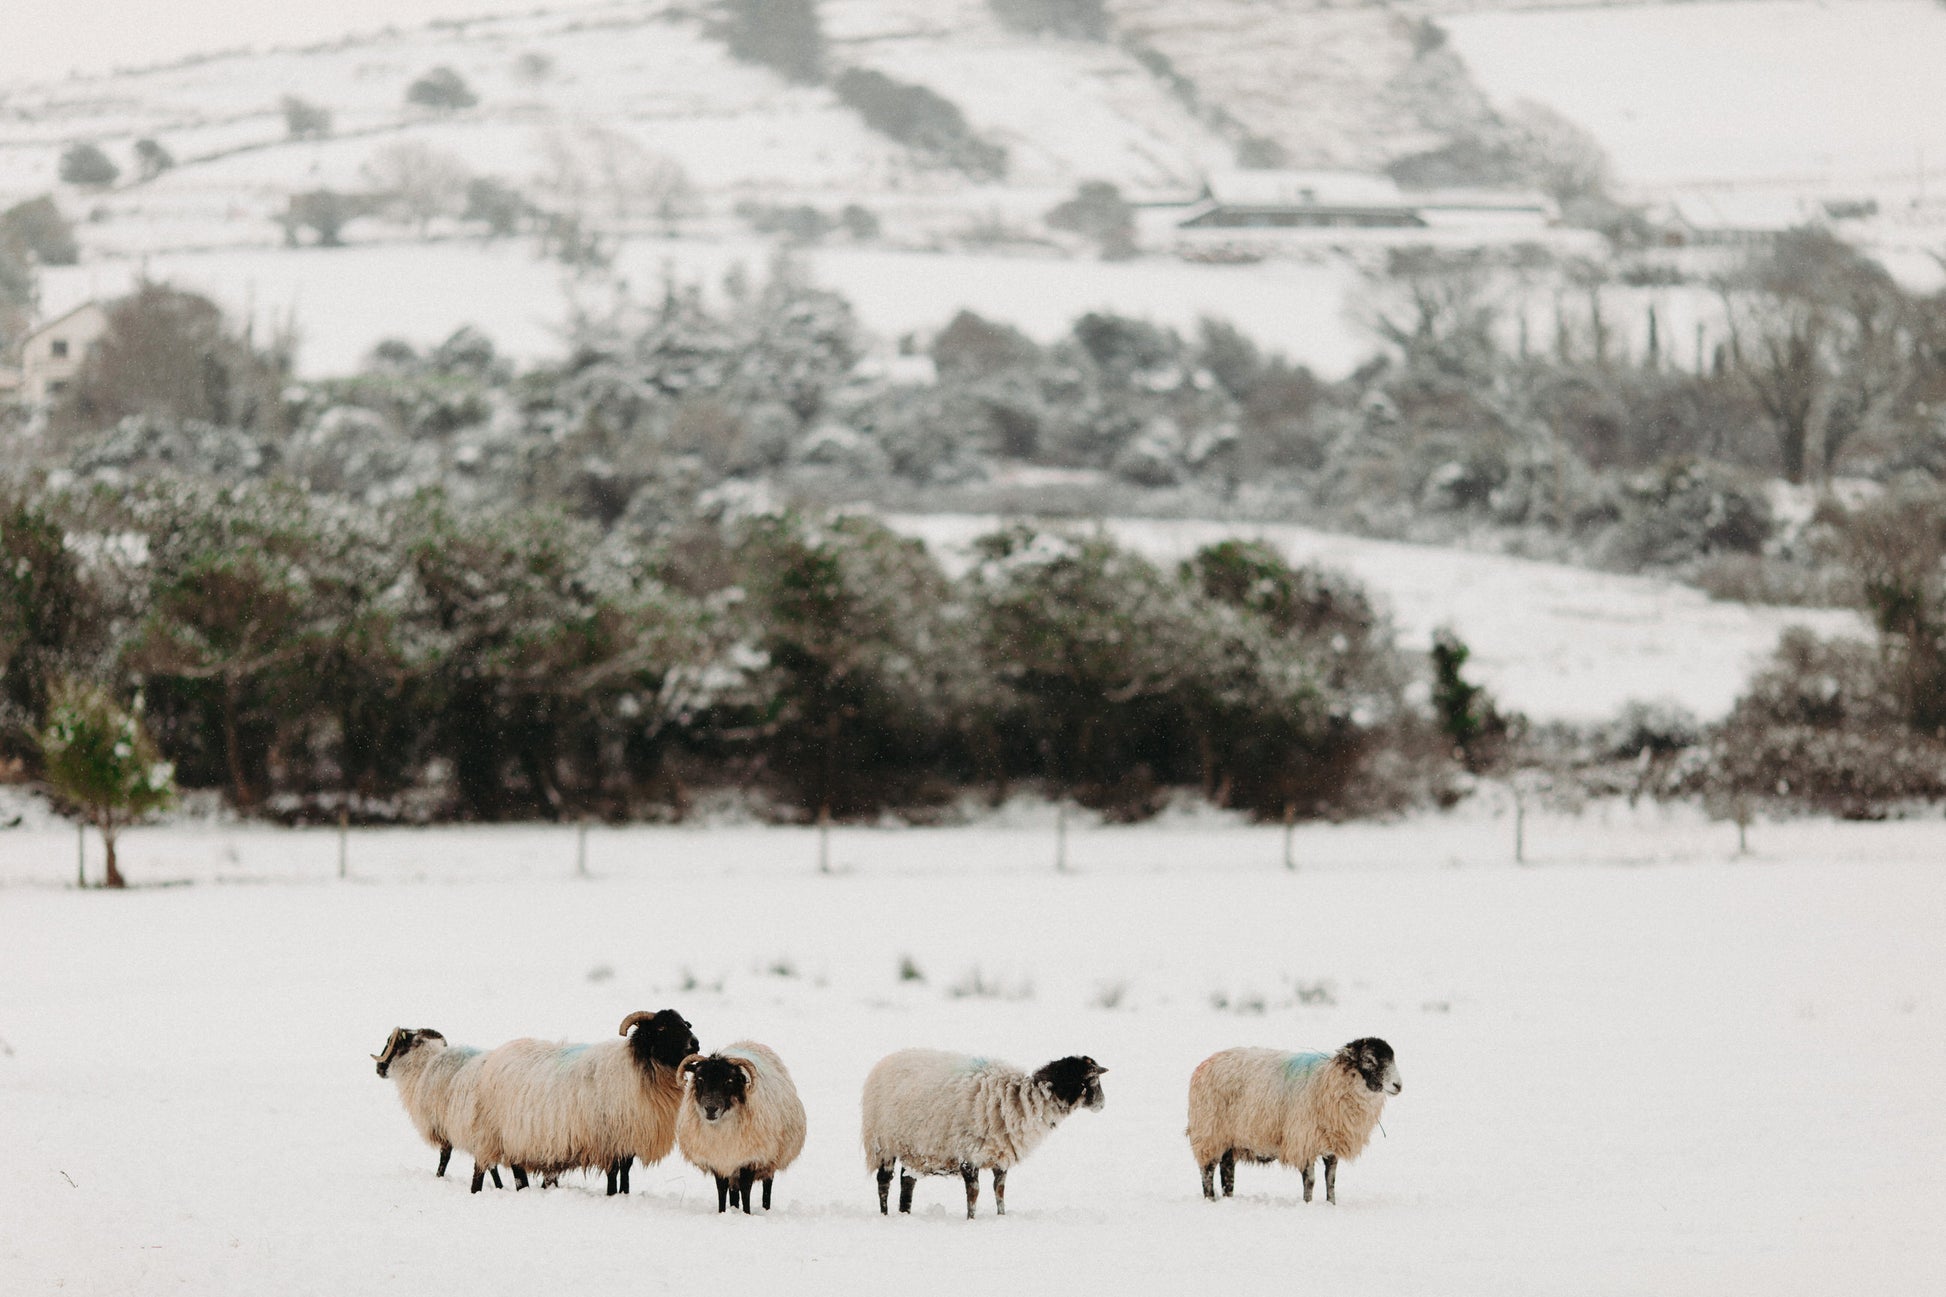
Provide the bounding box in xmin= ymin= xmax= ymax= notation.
xmin=730 ymin=1056 xmax=760 ymax=1084
xmin=372 ymin=1028 xmax=409 ymax=1066
xmin=679 ymin=1052 xmax=705 ymax=1077
xmin=618 ymin=1011 xmax=656 ymax=1037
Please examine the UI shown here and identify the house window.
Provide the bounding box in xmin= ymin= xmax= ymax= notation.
xmin=50 ymin=339 xmax=68 ymax=358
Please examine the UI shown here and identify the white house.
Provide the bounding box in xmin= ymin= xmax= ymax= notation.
xmin=1177 ymin=170 xmax=1426 ymax=232
xmin=13 ymin=301 xmax=109 ymax=404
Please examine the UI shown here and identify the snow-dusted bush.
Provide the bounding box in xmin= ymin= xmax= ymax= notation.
xmin=1683 ymin=628 xmax=1946 ymax=817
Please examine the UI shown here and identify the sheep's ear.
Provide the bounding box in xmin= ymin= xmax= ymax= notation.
xmin=731 ymin=1058 xmax=759 ymax=1085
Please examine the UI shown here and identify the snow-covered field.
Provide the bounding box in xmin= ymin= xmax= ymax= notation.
xmin=3 ymin=800 xmax=1943 ymax=1295
xmin=36 ymin=238 xmax=1369 ymax=378
xmin=887 ymin=513 xmax=1865 ymax=723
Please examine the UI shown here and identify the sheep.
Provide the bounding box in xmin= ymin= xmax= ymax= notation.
xmin=372 ymin=1027 xmax=503 ymax=1191
xmin=1186 ymin=1037 xmax=1402 ymax=1205
xmin=675 ymin=1042 xmax=808 ymax=1214
xmin=861 ymin=1049 xmax=1106 ymax=1219
xmin=470 ymin=1008 xmax=699 ymax=1197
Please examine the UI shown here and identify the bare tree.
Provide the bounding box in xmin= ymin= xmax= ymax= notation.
xmin=363 ymin=142 xmax=472 ymax=238
xmin=1719 ymin=228 xmax=1917 ymax=483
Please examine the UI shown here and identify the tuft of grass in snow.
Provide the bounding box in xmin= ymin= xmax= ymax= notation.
xmin=677 ymin=968 xmax=724 ymax=994
xmin=1290 ymin=978 xmax=1336 ymax=1006
xmin=1092 ymin=980 xmax=1130 ymax=1010
xmin=947 ymin=967 xmax=1032 ymax=1001
xmin=586 ymin=963 xmax=615 ymax=983
xmin=766 ymin=957 xmax=798 ymax=979
xmin=897 ymin=954 xmax=925 ymax=983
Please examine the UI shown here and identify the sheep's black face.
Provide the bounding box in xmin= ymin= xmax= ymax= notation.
xmin=631 ymin=1009 xmax=700 ymax=1070
xmin=372 ymin=1027 xmax=443 ymax=1078
xmin=1344 ymin=1037 xmax=1402 ymax=1096
xmin=684 ymin=1056 xmax=750 ymax=1123
xmin=1036 ymin=1055 xmax=1108 ymax=1112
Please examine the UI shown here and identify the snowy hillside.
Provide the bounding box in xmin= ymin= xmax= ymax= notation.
xmin=1448 ymin=0 xmax=1946 ymax=193
xmin=2 ymin=806 xmax=1942 ymax=1294
xmin=886 ymin=513 xmax=1865 ymax=724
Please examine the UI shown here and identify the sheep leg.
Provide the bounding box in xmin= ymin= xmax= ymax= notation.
xmin=961 ymin=1163 xmax=980 ymax=1219
xmin=605 ymin=1163 xmax=617 ymax=1196
xmin=1200 ymin=1162 xmax=1217 ymax=1200
xmin=715 ymin=1175 xmax=731 ymax=1213
xmin=470 ymin=1165 xmax=486 ymax=1194
xmin=1300 ymin=1160 xmax=1315 ymax=1203
xmin=898 ymin=1171 xmax=916 ymax=1214
xmin=543 ymin=1172 xmax=559 ymax=1189
xmin=737 ymin=1167 xmax=756 ymax=1215
xmin=436 ymin=1145 xmax=452 ymax=1178
xmin=1323 ymin=1154 xmax=1337 ymax=1206
xmin=489 ymin=1166 xmax=504 ymax=1190
xmin=877 ymin=1165 xmax=894 ymax=1214
xmin=1220 ymin=1150 xmax=1236 ymax=1197
xmin=619 ymin=1160 xmax=632 ymax=1195
xmin=762 ymin=1176 xmax=774 ymax=1210
xmin=992 ymin=1168 xmax=1006 ymax=1217
xmin=511 ymin=1166 xmax=529 ymax=1191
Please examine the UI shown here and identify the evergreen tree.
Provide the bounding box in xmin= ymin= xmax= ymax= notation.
xmin=41 ymin=681 xmax=175 ymax=888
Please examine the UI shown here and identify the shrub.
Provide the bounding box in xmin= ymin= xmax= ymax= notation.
xmin=59 ymin=142 xmax=118 ymax=187
xmin=1689 ymin=628 xmax=1946 ymax=817
xmin=833 ymin=69 xmax=1006 ymax=179
xmin=1045 ymin=180 xmax=1135 ymax=259
xmin=989 ymin=0 xmax=1109 ymax=40
xmin=406 ymin=66 xmax=477 ymax=110
xmin=133 ymin=138 xmax=174 ymax=181
xmin=2 ymin=195 xmax=79 ymax=265
xmin=280 ymin=96 xmax=333 ymax=140
xmin=722 ymin=0 xmax=825 ymax=84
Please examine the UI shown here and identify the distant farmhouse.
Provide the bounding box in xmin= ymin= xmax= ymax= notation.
xmin=1 ymin=301 xmax=107 ymax=406
xmin=1163 ymin=170 xmax=1557 ymax=259
xmin=1652 ymin=192 xmax=1877 ymax=247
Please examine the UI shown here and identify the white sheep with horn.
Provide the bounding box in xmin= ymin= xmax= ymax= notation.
xmin=372 ymin=1027 xmax=503 ymax=1190
xmin=675 ymin=1041 xmax=808 ymax=1213
xmin=470 ymin=1008 xmax=699 ymax=1196
xmin=1186 ymin=1037 xmax=1402 ymax=1205
xmin=861 ymin=1049 xmax=1106 ymax=1218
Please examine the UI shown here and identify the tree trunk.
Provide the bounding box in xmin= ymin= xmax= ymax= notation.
xmin=101 ymin=822 xmax=125 ymax=889
xmin=1283 ymin=801 xmax=1297 ymax=872
xmin=221 ymin=673 xmax=252 ymax=808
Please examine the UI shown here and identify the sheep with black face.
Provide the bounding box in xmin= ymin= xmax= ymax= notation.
xmin=861 ymin=1049 xmax=1107 ymax=1219
xmin=471 ymin=1008 xmax=700 ymax=1197
xmin=675 ymin=1042 xmax=808 ymax=1214
xmin=372 ymin=1027 xmax=503 ymax=1190
xmin=1187 ymin=1037 xmax=1402 ymax=1205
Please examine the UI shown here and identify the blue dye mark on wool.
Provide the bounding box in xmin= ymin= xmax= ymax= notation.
xmin=556 ymin=1044 xmax=590 ymax=1062
xmin=1283 ymin=1052 xmax=1329 ymax=1082
xmin=963 ymin=1057 xmax=990 ymax=1072
xmin=450 ymin=1046 xmax=480 ymax=1059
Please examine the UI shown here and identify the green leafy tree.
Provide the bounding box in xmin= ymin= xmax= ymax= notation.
xmin=1 ymin=500 xmax=93 ymax=744
xmin=41 ymin=680 xmax=175 ymax=888
xmin=738 ymin=513 xmax=971 ymax=819
xmin=1430 ymin=626 xmax=1509 ymax=774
